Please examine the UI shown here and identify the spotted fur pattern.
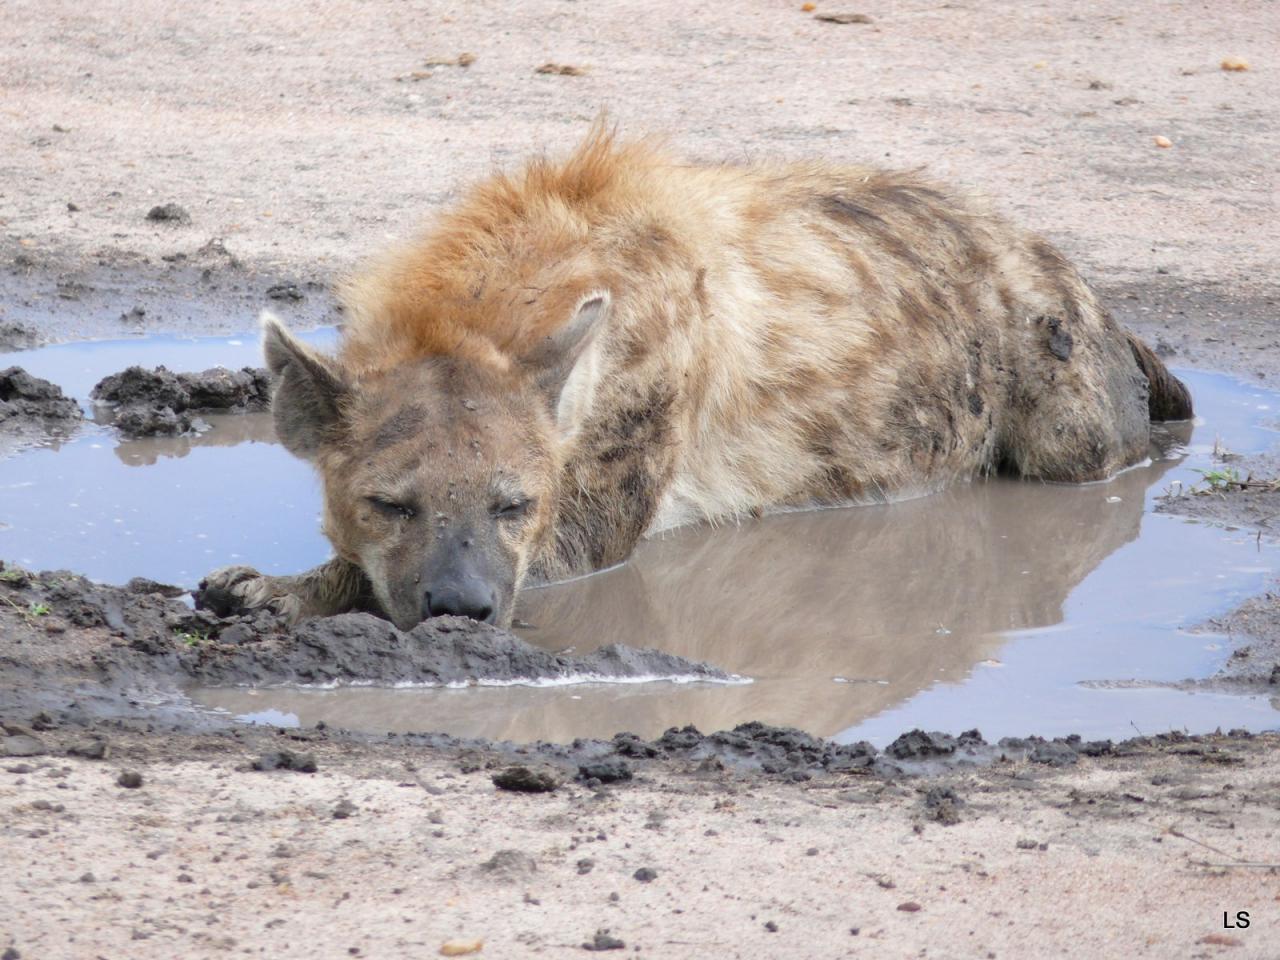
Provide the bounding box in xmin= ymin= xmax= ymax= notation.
xmin=202 ymin=128 xmax=1191 ymax=626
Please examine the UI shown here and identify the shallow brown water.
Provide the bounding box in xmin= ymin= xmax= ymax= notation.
xmin=2 ymin=333 xmax=1278 ymax=743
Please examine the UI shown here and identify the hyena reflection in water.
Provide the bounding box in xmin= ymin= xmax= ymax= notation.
xmin=198 ymin=128 xmax=1191 ymax=630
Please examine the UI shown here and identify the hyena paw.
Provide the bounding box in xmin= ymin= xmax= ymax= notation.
xmin=195 ymin=565 xmax=302 ymax=621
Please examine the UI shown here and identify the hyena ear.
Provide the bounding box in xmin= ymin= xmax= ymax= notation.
xmin=526 ymin=291 xmax=611 ymax=434
xmin=261 ymin=310 xmax=348 ymax=459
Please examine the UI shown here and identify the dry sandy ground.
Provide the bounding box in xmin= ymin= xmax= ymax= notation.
xmin=2 ymin=1 xmax=1280 ymax=958
xmin=3 ymin=729 xmax=1279 ymax=960
xmin=1 ymin=0 xmax=1276 ymax=292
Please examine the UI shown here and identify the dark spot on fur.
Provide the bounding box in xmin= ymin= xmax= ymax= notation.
xmin=692 ymin=268 xmax=708 ymax=313
xmin=821 ymin=195 xmax=885 ymax=226
xmin=967 ymin=393 xmax=984 ymax=416
xmin=1040 ymin=316 xmax=1074 ymax=362
xmin=821 ymin=194 xmax=927 ymax=270
xmin=545 ymin=383 xmax=677 ymax=575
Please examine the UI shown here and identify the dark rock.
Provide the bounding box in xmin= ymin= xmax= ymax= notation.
xmin=885 ymin=729 xmax=956 ymax=760
xmin=125 ymin=578 xmax=188 ymax=599
xmin=611 ymin=733 xmax=658 ymax=758
xmin=632 ymin=867 xmax=657 ymax=883
xmin=1077 ymin=739 xmax=1114 ymax=757
xmin=332 ymin=799 xmax=357 ymax=819
xmin=578 ymin=759 xmax=632 ymax=784
xmin=67 ymin=739 xmax=109 ymax=760
xmin=922 ymin=785 xmax=963 ymax=825
xmin=251 ymin=750 xmax=317 ymax=773
xmin=576 ymin=858 xmax=594 ymax=875
xmin=582 ymin=931 xmax=625 ymax=951
xmin=116 ymin=770 xmax=143 ymax=788
xmin=266 ymin=282 xmax=304 ymax=301
xmin=146 ymin=203 xmax=190 ymax=224
xmin=492 ymin=764 xmax=563 ymax=793
xmin=1029 ymin=740 xmax=1079 ymax=767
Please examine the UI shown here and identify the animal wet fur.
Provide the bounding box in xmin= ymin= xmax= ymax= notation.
xmin=197 ymin=127 xmax=1192 ymax=629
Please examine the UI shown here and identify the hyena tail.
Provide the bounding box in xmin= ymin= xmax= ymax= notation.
xmin=1127 ymin=332 xmax=1193 ymax=421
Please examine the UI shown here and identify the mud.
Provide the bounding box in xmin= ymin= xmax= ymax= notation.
xmin=0 ymin=564 xmax=731 ymax=726
xmin=1156 ymin=450 xmax=1280 ymax=534
xmin=0 ymin=561 xmax=1155 ymax=782
xmin=90 ymin=364 xmax=271 ymax=436
xmin=0 ymin=367 xmax=83 ymax=455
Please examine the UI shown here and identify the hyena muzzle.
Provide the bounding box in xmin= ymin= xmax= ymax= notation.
xmin=197 ymin=130 xmax=1192 ymax=631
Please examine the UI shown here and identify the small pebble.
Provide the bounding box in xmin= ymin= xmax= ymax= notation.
xmin=116 ymin=770 xmax=143 ymax=789
xmin=438 ymin=939 xmax=483 ymax=956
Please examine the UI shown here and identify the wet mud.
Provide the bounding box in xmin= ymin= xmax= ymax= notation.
xmin=0 ymin=564 xmax=730 ymax=726
xmin=90 ymin=364 xmax=271 ymax=436
xmin=0 ymin=366 xmax=83 ymax=455
xmin=0 ymin=560 xmax=1143 ymax=780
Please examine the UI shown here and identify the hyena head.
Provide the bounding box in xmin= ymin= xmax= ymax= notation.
xmin=260 ymin=293 xmax=609 ymax=630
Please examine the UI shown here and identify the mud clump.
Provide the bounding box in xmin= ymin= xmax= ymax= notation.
xmin=252 ymin=750 xmax=318 ymax=773
xmin=492 ymin=765 xmax=563 ymax=793
xmin=578 ymin=759 xmax=633 ymax=784
xmin=0 ymin=367 xmax=83 ymax=451
xmin=886 ymin=729 xmax=958 ymax=760
xmin=145 ymin=203 xmax=191 ymax=224
xmin=583 ymin=931 xmax=626 ymax=951
xmin=90 ymin=365 xmax=271 ymax=437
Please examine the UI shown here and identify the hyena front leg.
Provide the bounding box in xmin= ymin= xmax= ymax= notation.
xmin=195 ymin=557 xmax=372 ymax=623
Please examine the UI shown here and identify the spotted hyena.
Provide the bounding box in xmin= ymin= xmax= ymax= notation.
xmin=198 ymin=129 xmax=1191 ymax=630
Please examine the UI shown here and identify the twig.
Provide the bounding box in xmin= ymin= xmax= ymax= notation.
xmin=1166 ymin=826 xmax=1234 ymax=859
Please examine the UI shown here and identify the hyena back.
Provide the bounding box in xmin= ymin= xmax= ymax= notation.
xmin=198 ymin=130 xmax=1191 ymax=629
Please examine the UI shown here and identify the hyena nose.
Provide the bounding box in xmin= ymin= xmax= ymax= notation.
xmin=423 ymin=583 xmax=496 ymax=623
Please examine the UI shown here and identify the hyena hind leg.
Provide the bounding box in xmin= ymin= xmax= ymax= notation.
xmin=1000 ymin=384 xmax=1152 ymax=483
xmin=195 ymin=557 xmax=373 ymax=623
xmin=999 ymin=343 xmax=1153 ymax=483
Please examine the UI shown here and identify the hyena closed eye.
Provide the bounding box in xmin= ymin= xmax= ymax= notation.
xmin=198 ymin=129 xmax=1191 ymax=630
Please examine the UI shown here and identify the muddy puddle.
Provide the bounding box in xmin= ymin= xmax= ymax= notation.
xmin=2 ymin=331 xmax=1279 ymax=745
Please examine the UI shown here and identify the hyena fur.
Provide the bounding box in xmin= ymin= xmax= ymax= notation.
xmin=198 ymin=129 xmax=1191 ymax=630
